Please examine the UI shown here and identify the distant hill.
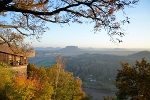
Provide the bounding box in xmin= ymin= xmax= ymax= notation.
xmin=59 ymin=46 xmax=81 ymax=52
xmin=128 ymin=51 xmax=150 ymax=61
xmin=34 ymin=47 xmax=61 ymax=51
xmin=113 ymin=48 xmax=128 ymax=51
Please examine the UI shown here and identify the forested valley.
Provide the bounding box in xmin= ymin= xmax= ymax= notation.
xmin=1 ymin=48 xmax=150 ymax=100
xmin=28 ymin=47 xmax=150 ymax=99
xmin=65 ymin=51 xmax=150 ymax=90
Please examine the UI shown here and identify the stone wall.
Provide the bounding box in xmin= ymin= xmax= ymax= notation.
xmin=11 ymin=65 xmax=27 ymax=77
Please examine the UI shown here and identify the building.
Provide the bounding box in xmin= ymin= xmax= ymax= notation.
xmin=0 ymin=45 xmax=35 ymax=66
xmin=0 ymin=45 xmax=35 ymax=76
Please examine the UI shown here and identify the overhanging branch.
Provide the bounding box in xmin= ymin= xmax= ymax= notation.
xmin=0 ymin=24 xmax=20 ymax=28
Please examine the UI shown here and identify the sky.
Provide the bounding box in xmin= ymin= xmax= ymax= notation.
xmin=23 ymin=0 xmax=150 ymax=48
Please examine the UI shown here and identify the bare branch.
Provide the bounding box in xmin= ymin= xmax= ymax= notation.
xmin=35 ymin=15 xmax=69 ymax=23
xmin=0 ymin=24 xmax=20 ymax=28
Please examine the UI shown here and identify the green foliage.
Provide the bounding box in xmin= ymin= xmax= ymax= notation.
xmin=27 ymin=56 xmax=85 ymax=100
xmin=27 ymin=63 xmax=38 ymax=78
xmin=45 ymin=59 xmax=85 ymax=100
xmin=0 ymin=63 xmax=13 ymax=99
xmin=0 ymin=64 xmax=12 ymax=87
xmin=115 ymin=58 xmax=150 ymax=100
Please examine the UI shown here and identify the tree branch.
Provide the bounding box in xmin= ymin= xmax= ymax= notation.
xmin=0 ymin=24 xmax=20 ymax=28
xmin=35 ymin=15 xmax=69 ymax=23
xmin=0 ymin=34 xmax=11 ymax=47
xmin=0 ymin=0 xmax=12 ymax=12
xmin=3 ymin=1 xmax=94 ymax=16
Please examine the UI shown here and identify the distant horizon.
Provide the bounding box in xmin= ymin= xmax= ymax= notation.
xmin=33 ymin=46 xmax=150 ymax=50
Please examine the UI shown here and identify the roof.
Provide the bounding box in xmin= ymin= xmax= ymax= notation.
xmin=0 ymin=45 xmax=35 ymax=57
xmin=0 ymin=45 xmax=13 ymax=54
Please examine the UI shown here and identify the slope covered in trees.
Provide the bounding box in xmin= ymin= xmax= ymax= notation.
xmin=65 ymin=53 xmax=136 ymax=91
xmin=128 ymin=51 xmax=150 ymax=61
xmin=65 ymin=51 xmax=150 ymax=90
xmin=0 ymin=57 xmax=87 ymax=100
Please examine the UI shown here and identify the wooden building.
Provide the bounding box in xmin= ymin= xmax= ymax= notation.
xmin=0 ymin=45 xmax=35 ymax=66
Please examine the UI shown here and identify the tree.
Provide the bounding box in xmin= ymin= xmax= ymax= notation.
xmin=27 ymin=56 xmax=85 ymax=100
xmin=27 ymin=64 xmax=54 ymax=100
xmin=115 ymin=58 xmax=150 ymax=100
xmin=0 ymin=0 xmax=139 ymax=50
xmin=46 ymin=56 xmax=85 ymax=100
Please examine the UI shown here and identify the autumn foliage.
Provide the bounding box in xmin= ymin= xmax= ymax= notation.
xmin=0 ymin=57 xmax=85 ymax=100
xmin=116 ymin=58 xmax=150 ymax=100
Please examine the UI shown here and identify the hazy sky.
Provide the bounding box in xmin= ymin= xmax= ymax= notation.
xmin=27 ymin=0 xmax=150 ymax=48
